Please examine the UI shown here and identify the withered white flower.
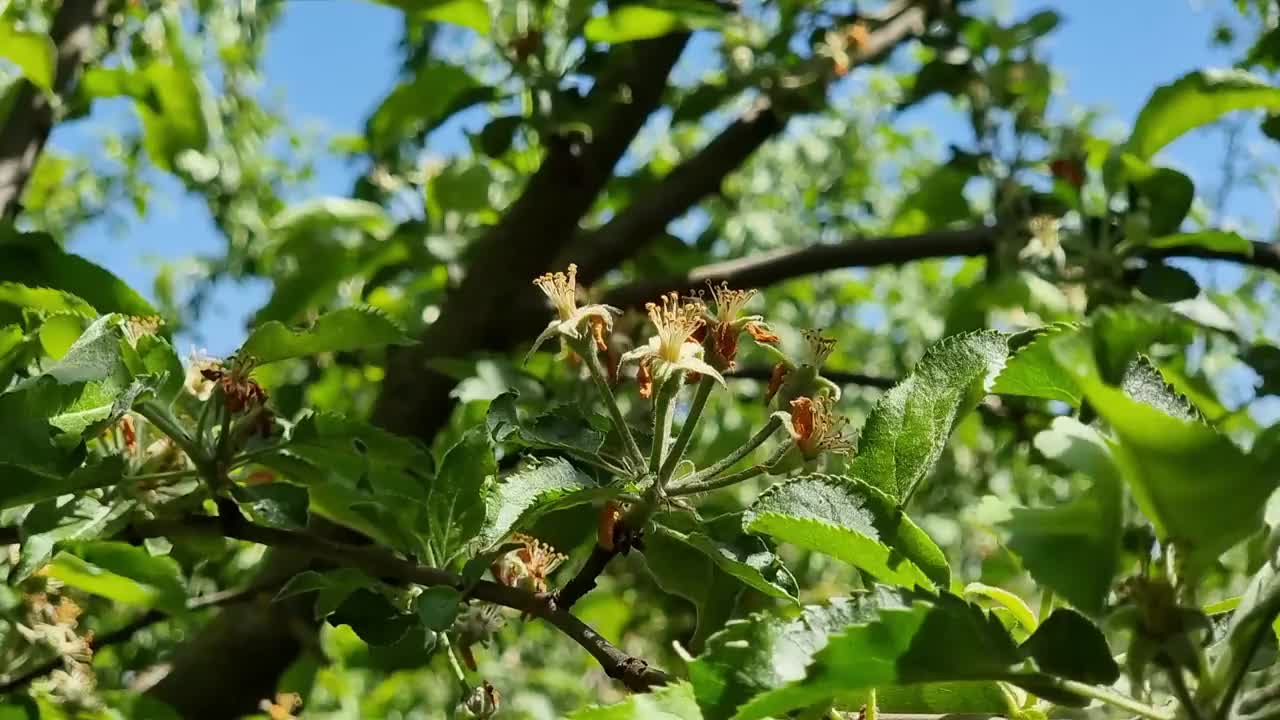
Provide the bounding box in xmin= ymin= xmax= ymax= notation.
xmin=619 ymin=292 xmax=724 ymax=386
xmin=528 ymin=263 xmax=620 ymax=361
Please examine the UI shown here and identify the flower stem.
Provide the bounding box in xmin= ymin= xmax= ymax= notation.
xmin=669 ymin=438 xmax=792 ymax=496
xmin=578 ymin=341 xmax=646 ymax=470
xmin=658 ymin=374 xmax=714 ymax=487
xmin=137 ymin=401 xmax=208 ymax=468
xmin=681 ymin=415 xmax=783 ymax=487
xmin=649 ymin=375 xmax=680 ymax=477
xmin=1030 ymin=677 xmax=1175 ymax=720
xmin=440 ymin=631 xmax=471 ymax=693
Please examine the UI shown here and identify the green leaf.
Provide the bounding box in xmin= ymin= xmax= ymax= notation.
xmin=478 ymin=115 xmax=522 ymax=156
xmin=369 ymin=0 xmax=490 ymax=35
xmin=14 ymin=495 xmax=135 ymax=582
xmin=367 ymin=62 xmax=492 ymax=155
xmin=330 ymin=588 xmax=415 ymax=646
xmin=1122 ymin=156 xmax=1195 ymax=236
xmin=849 ymin=330 xmax=1008 ymax=501
xmin=689 ymin=590 xmax=899 ymax=720
xmin=1209 ymin=545 xmax=1280 ymax=702
xmin=0 ymin=20 xmax=56 ymax=91
xmin=567 ymin=681 xmax=703 ymax=719
xmin=1147 ymin=230 xmax=1253 ymax=255
xmin=238 ymin=307 xmax=415 ymax=364
xmin=0 ymin=282 xmax=98 ymax=318
xmin=725 ymin=591 xmax=1027 ymax=720
xmin=0 ymin=456 xmax=126 ymax=511
xmin=744 ymin=474 xmax=950 ymax=589
xmin=473 ymin=457 xmax=608 ymax=550
xmin=992 ymin=324 xmax=1082 ymax=406
xmin=416 ymin=585 xmax=462 ymax=631
xmin=1121 ymin=355 xmax=1200 ymax=422
xmin=584 ymin=3 xmax=723 ymax=43
xmin=136 ymin=62 xmax=209 ymax=171
xmin=427 ymin=427 xmax=495 ymax=563
xmin=1021 ymin=608 xmax=1120 ymax=685
xmin=888 ymin=165 xmax=975 ymax=235
xmin=47 ymin=541 xmax=187 ymax=613
xmin=643 ymin=528 xmax=743 ymax=651
xmin=653 ymin=519 xmax=798 ymax=603
xmin=231 ymin=482 xmax=309 ymax=529
xmin=275 ymin=568 xmax=380 ymax=620
xmin=38 ymin=314 xmax=89 ymax=359
xmin=963 ymin=582 xmax=1038 ymax=632
xmin=1004 ymin=417 xmax=1122 ymax=616
xmin=269 ymin=197 xmax=392 ymax=241
xmin=1128 ymin=69 xmax=1280 ymax=160
xmin=1053 ymin=334 xmax=1278 ymax=566
xmin=1137 ymin=264 xmax=1199 ymax=302
xmin=0 ymin=231 xmax=157 ymax=316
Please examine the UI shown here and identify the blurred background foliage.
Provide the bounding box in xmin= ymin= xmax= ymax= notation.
xmin=3 ymin=0 xmax=1280 ymax=717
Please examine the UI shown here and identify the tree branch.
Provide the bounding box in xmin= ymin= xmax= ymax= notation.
xmin=569 ymin=0 xmax=937 ymax=286
xmin=0 ymin=0 xmax=119 ymax=219
xmin=603 ymin=225 xmax=1280 ymax=308
xmin=133 ymin=516 xmax=673 ymax=693
xmin=373 ymin=34 xmax=690 ymax=444
xmin=729 ymin=365 xmax=897 ymax=389
xmin=604 ymin=227 xmax=995 ymax=307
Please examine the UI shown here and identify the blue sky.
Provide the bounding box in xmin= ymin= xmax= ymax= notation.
xmin=50 ymin=0 xmax=1277 ymax=356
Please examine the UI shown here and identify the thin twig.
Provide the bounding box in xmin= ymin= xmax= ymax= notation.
xmin=130 ymin=516 xmax=673 ymax=692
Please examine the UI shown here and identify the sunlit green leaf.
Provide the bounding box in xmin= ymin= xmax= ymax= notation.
xmin=0 ymin=19 xmax=56 ymax=91
xmin=568 ymin=681 xmax=703 ymax=719
xmin=238 ymin=307 xmax=415 ymax=364
xmin=584 ymin=3 xmax=722 ymax=43
xmin=992 ymin=324 xmax=1081 ymax=405
xmin=849 ymin=330 xmax=1008 ymax=501
xmin=474 ymin=457 xmax=609 ymax=550
xmin=1129 ymin=69 xmax=1280 ymax=160
xmin=0 ymin=231 xmax=156 ymax=316
xmin=367 ymin=62 xmax=492 ymax=155
xmin=48 ymin=541 xmax=187 ymax=613
xmin=745 ymin=474 xmax=949 ymax=589
xmin=427 ymin=427 xmax=495 ymax=563
xmin=1004 ymin=417 xmax=1122 ymax=616
xmin=1147 ymin=230 xmax=1253 ymax=255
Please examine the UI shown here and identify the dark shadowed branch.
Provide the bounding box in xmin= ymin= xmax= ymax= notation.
xmin=603 ymin=225 xmax=1280 ymax=308
xmin=570 ymin=0 xmax=939 ymax=285
xmin=131 ymin=516 xmax=673 ymax=693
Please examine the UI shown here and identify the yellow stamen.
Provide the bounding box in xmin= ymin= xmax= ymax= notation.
xmin=708 ymin=282 xmax=756 ymax=323
xmin=645 ymin=292 xmax=705 ymax=362
xmin=533 ymin=263 xmax=580 ymax=321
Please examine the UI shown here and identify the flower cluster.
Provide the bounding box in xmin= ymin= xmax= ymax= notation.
xmin=20 ymin=592 xmax=96 ymax=705
xmin=188 ymin=352 xmax=274 ymax=438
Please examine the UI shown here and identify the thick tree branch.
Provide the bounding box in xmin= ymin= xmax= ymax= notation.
xmin=133 ymin=516 xmax=673 ymax=693
xmin=603 ymin=225 xmax=1280 ymax=308
xmin=0 ymin=0 xmax=118 ymax=219
xmin=374 ymin=34 xmax=689 ymax=444
xmin=570 ymin=0 xmax=937 ymax=285
xmin=604 ymin=227 xmax=995 ymax=307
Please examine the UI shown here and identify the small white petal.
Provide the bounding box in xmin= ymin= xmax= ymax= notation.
xmin=677 ymin=356 xmax=725 ymax=385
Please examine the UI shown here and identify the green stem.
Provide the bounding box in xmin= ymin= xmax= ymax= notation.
xmin=865 ymin=688 xmax=878 ymax=720
xmin=578 ymin=340 xmax=646 ymax=470
xmin=136 ymin=401 xmax=207 ymax=467
xmin=1036 ymin=677 xmax=1175 ymax=720
xmin=681 ymin=415 xmax=783 ymax=486
xmin=649 ymin=375 xmax=680 ymax=478
xmin=440 ymin=632 xmax=471 ymax=693
xmin=670 ymin=439 xmax=793 ymax=496
xmin=659 ymin=375 xmax=714 ymax=486
xmin=128 ymin=469 xmax=201 ymax=483
xmin=1166 ymin=668 xmax=1205 ymax=720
